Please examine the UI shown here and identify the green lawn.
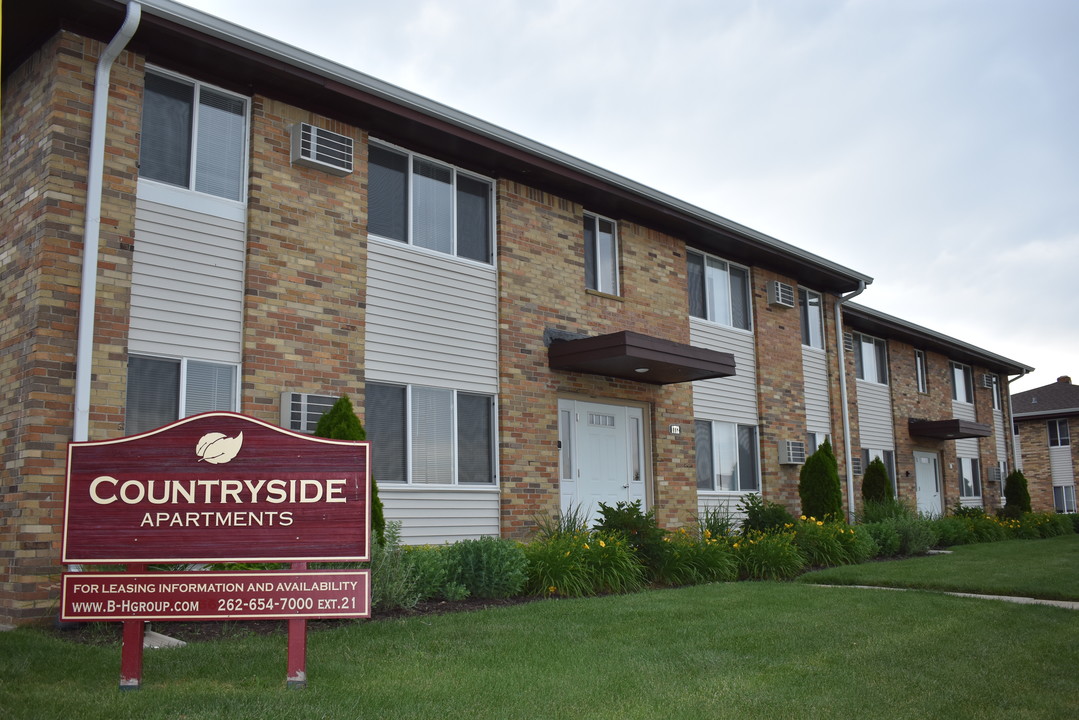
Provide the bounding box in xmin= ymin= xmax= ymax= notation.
xmin=800 ymin=534 xmax=1079 ymax=601
xmin=3 ymin=574 xmax=1077 ymax=719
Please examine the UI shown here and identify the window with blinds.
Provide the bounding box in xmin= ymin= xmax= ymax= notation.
xmin=141 ymin=69 xmax=248 ymax=201
xmin=126 ymin=355 xmax=237 ymax=434
xmin=367 ymin=141 xmax=493 ymax=264
xmin=365 ymin=382 xmax=495 ymax=485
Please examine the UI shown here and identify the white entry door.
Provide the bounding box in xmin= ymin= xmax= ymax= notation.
xmin=558 ymin=400 xmax=646 ymax=525
xmin=914 ymin=451 xmax=941 ymax=516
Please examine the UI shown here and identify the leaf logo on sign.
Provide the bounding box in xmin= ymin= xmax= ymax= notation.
xmin=195 ymin=432 xmax=244 ymax=464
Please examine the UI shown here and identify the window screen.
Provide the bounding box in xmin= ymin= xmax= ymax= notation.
xmin=141 ymin=74 xmax=193 ymax=189
xmin=126 ymin=356 xmax=180 ymax=435
xmin=457 ymin=393 xmax=494 ymax=484
xmin=366 ymin=383 xmax=407 ymax=483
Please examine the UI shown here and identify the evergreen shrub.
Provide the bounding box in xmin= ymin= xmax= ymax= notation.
xmin=1003 ymin=470 xmax=1033 ymax=517
xmin=444 ymin=537 xmax=528 ymax=599
xmin=799 ymin=439 xmax=843 ymax=520
xmin=739 ymin=494 xmax=795 ymax=535
xmin=861 ymin=457 xmax=892 ymax=505
xmin=313 ymin=395 xmax=386 ymax=545
xmin=594 ymin=500 xmax=667 ymax=579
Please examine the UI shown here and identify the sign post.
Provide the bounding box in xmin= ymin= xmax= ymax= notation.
xmin=60 ymin=412 xmax=371 ymax=689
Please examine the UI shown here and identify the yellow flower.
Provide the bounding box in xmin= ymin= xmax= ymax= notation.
xmin=800 ymin=515 xmax=807 ymax=521
xmin=548 ymin=586 xmax=557 ymax=594
xmin=733 ymin=542 xmax=740 ymax=549
xmin=583 ymin=543 xmax=590 ymax=550
xmin=816 ymin=521 xmax=824 ymax=526
xmin=563 ymin=551 xmax=570 ymax=557
xmin=598 ymin=539 xmax=606 ymax=548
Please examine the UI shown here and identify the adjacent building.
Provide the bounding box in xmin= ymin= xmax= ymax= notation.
xmin=1 ymin=0 xmax=1032 ymax=625
xmin=1012 ymin=377 xmax=1078 ymax=513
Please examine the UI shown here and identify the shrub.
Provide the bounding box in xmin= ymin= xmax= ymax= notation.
xmin=892 ymin=515 xmax=938 ymax=556
xmin=1018 ymin=512 xmax=1073 ymax=539
xmin=1065 ymin=514 xmax=1079 ymax=534
xmin=861 ymin=457 xmax=892 ymax=505
xmin=859 ymin=496 xmax=917 ymax=524
xmin=403 ymin=545 xmax=473 ymax=602
xmin=594 ymin=500 xmax=668 ymax=579
xmin=932 ymin=515 xmax=975 ymax=547
xmin=1003 ymin=470 xmax=1033 ymax=517
xmin=523 ymin=532 xmax=594 ymax=598
xmin=369 ymin=522 xmax=420 ymax=610
xmin=836 ymin=524 xmax=879 ymax=563
xmin=581 ymin=531 xmax=647 ymax=594
xmin=799 ymin=439 xmax=843 ymax=521
xmin=861 ymin=521 xmax=901 ymax=557
xmin=696 ymin=505 xmax=738 ymax=539
xmin=792 ymin=518 xmax=846 ymax=568
xmin=648 ymin=528 xmax=738 ymax=586
xmin=734 ymin=531 xmax=805 ymax=580
xmin=444 ymin=537 xmax=529 ymax=599
xmin=739 ymin=493 xmax=795 ymax=535
xmin=533 ymin=505 xmax=590 ymax=540
xmin=313 ymin=395 xmax=385 ymax=546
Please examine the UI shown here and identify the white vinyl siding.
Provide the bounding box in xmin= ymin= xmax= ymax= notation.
xmin=802 ymin=346 xmax=831 ymax=435
xmin=366 ymin=239 xmax=498 ymax=394
xmin=130 ymin=189 xmax=245 ymax=364
xmin=379 ymin=488 xmax=500 ymax=545
xmin=1050 ymin=446 xmax=1074 ymax=485
xmin=855 ymin=381 xmax=894 ymax=451
xmin=690 ymin=318 xmax=757 ymax=424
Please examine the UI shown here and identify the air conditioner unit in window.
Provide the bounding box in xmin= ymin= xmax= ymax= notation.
xmin=779 ymin=440 xmax=807 ymax=465
xmin=767 ymin=280 xmax=795 ymax=308
xmin=988 ymin=467 xmax=1003 ymax=484
xmin=843 ymin=332 xmax=854 ymax=353
xmin=281 ymin=392 xmax=338 ymax=434
xmin=290 ymin=123 xmax=354 ymax=176
xmin=980 ymin=374 xmax=996 ymax=389
xmin=850 ymin=456 xmax=863 ymax=475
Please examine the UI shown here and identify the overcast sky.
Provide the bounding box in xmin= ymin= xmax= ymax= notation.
xmin=179 ymin=0 xmax=1078 ymax=393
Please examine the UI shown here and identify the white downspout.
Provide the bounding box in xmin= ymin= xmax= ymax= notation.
xmin=73 ymin=2 xmax=142 ymax=442
xmin=835 ymin=281 xmax=866 ymax=523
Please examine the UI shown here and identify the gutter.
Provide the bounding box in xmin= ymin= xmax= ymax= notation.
xmin=835 ymin=281 xmax=866 ymax=523
xmin=73 ymin=1 xmax=142 ymax=442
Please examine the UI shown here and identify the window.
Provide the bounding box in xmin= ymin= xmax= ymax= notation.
xmin=365 ymin=382 xmax=495 ymax=485
xmin=140 ymin=70 xmax=248 ymax=201
xmin=987 ymin=374 xmax=1002 ymax=410
xmin=806 ymin=432 xmax=830 ymax=454
xmin=853 ymin=333 xmax=888 ymax=384
xmin=126 ymin=355 xmax=238 ymax=435
xmin=584 ymin=214 xmax=619 ymax=294
xmin=861 ymin=448 xmax=897 ymax=495
xmin=1048 ymin=419 xmax=1070 ymax=447
xmin=951 ymin=362 xmax=974 ymax=403
xmin=687 ymin=250 xmax=752 ymax=330
xmin=915 ymin=350 xmax=928 ymax=393
xmin=367 ymin=142 xmax=493 ymax=263
xmin=695 ymin=420 xmax=759 ymax=492
xmin=799 ymin=288 xmax=824 ymax=349
xmin=1054 ymin=485 xmax=1077 ymax=514
xmin=958 ymin=457 xmax=981 ymax=498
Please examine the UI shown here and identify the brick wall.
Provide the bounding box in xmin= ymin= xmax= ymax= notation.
xmin=242 ymin=100 xmax=368 ymax=422
xmin=495 ymin=181 xmax=697 ymax=537
xmin=0 ymin=32 xmax=140 ymax=625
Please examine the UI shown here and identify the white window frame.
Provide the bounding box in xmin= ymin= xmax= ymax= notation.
xmin=687 ymin=249 xmax=753 ymax=331
xmin=1054 ymin=485 xmax=1077 ymax=514
xmin=126 ymin=354 xmax=240 ymax=435
xmin=1048 ymin=419 xmax=1070 ymax=447
xmin=140 ymin=66 xmax=250 ymax=203
xmin=799 ymin=288 xmax=825 ymax=349
xmin=695 ymin=420 xmax=760 ymax=493
xmin=958 ymin=456 xmax=981 ymax=499
xmin=584 ymin=212 xmax=620 ymax=295
xmin=951 ymin=362 xmax=974 ymax=404
xmin=365 ymin=382 xmax=497 ymax=486
xmin=988 ymin=374 xmax=1002 ymax=410
xmin=861 ymin=447 xmax=897 ymax=495
xmin=806 ymin=432 xmax=831 ymax=455
xmin=853 ymin=332 xmax=888 ymax=385
xmin=915 ymin=350 xmax=928 ymax=394
xmin=366 ymin=139 xmax=495 ymax=265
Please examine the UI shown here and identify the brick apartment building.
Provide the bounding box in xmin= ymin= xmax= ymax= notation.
xmin=1 ymin=0 xmax=1032 ymax=625
xmin=1012 ymin=377 xmax=1078 ymax=513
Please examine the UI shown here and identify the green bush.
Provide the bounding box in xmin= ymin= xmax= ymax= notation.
xmin=932 ymin=515 xmax=975 ymax=547
xmin=1019 ymin=512 xmax=1073 ymax=539
xmin=836 ymin=524 xmax=879 ymax=563
xmin=1003 ymin=470 xmax=1033 ymax=517
xmin=444 ymin=536 xmax=529 ymax=599
xmin=1065 ymin=514 xmax=1079 ymax=534
xmin=734 ymin=531 xmax=806 ymax=580
xmin=861 ymin=521 xmax=901 ymax=557
xmin=892 ymin=515 xmax=938 ymax=556
xmin=799 ymin=439 xmax=843 ymax=520
xmin=648 ymin=528 xmax=738 ymax=586
xmin=861 ymin=457 xmax=892 ymax=505
xmin=403 ymin=545 xmax=473 ymax=602
xmin=859 ymin=496 xmax=917 ymax=524
xmin=696 ymin=505 xmax=738 ymax=539
xmin=533 ymin=505 xmax=590 ymax=539
xmin=523 ymin=530 xmax=644 ymax=597
xmin=792 ymin=518 xmax=846 ymax=568
xmin=313 ymin=394 xmax=386 ymax=546
xmin=594 ymin=500 xmax=668 ymax=580
xmin=739 ymin=493 xmax=795 ymax=535
xmin=369 ymin=522 xmax=420 ymax=610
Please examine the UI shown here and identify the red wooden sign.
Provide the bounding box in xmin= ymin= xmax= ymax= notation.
xmin=61 ymin=570 xmax=370 ymax=621
xmin=62 ymin=412 xmax=370 ymax=564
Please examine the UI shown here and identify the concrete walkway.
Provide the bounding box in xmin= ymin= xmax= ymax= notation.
xmin=813 ymin=584 xmax=1079 ymax=610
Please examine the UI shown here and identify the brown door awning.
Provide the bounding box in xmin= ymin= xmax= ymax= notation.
xmin=908 ymin=418 xmax=991 ymax=440
xmin=548 ymin=330 xmax=736 ymax=385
